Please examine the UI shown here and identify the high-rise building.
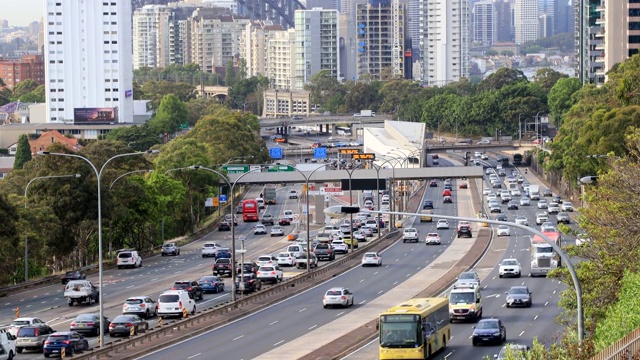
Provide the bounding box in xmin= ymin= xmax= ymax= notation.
xmin=307 ymin=0 xmax=340 ymax=10
xmin=0 ymin=55 xmax=45 ymax=89
xmin=133 ymin=5 xmax=168 ymax=69
xmin=266 ymin=28 xmax=297 ymax=89
xmin=514 ymin=0 xmax=539 ymax=43
xmin=356 ymin=0 xmax=406 ymax=80
xmin=294 ymin=8 xmax=340 ymax=89
xmin=421 ymin=0 xmax=471 ymax=86
xmin=595 ymin=0 xmax=640 ymax=82
xmin=242 ymin=20 xmax=284 ymax=77
xmin=539 ymin=13 xmax=553 ymax=38
xmin=473 ymin=0 xmax=496 ymax=47
xmin=339 ymin=13 xmax=358 ymax=82
xmin=575 ymin=0 xmax=604 ymax=84
xmin=44 ymin=1 xmax=134 ymax=123
xmin=494 ymin=0 xmax=513 ymax=42
xmin=404 ymin=0 xmax=422 ymax=58
xmin=554 ymin=0 xmax=573 ymax=35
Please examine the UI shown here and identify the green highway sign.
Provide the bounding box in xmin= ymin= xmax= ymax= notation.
xmin=267 ymin=165 xmax=295 ymax=172
xmin=222 ymin=165 xmax=250 ymax=174
xmin=179 ymin=123 xmax=189 ymax=129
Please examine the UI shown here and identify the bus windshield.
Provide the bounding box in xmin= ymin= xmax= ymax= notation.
xmin=449 ymin=292 xmax=476 ymax=304
xmin=380 ymin=321 xmax=421 ymax=348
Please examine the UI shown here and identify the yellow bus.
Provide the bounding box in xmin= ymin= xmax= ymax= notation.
xmin=379 ymin=298 xmax=451 ymax=359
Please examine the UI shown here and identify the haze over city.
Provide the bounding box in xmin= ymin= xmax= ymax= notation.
xmin=2 ymin=0 xmax=43 ymax=26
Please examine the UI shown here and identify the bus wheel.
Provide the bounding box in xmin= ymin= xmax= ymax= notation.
xmin=428 ymin=345 xmax=432 ymax=356
xmin=442 ymin=336 xmax=447 ymax=350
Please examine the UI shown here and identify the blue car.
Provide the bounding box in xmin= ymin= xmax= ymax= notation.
xmin=199 ymin=275 xmax=225 ymax=293
xmin=422 ymin=200 xmax=434 ymax=209
xmin=471 ymin=319 xmax=506 ymax=346
xmin=43 ymin=331 xmax=89 ymax=357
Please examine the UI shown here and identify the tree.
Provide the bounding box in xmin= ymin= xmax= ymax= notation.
xmin=548 ymin=77 xmax=582 ymax=127
xmin=237 ymin=58 xmax=247 ymax=81
xmin=225 ymin=61 xmax=236 ymax=87
xmin=140 ymin=80 xmax=196 ymax=108
xmin=343 ymin=81 xmax=383 ymax=113
xmin=304 ymin=70 xmax=346 ymax=113
xmin=13 ymin=134 xmax=32 ymax=169
xmin=186 ymin=97 xmax=219 ymax=125
xmin=477 ymin=68 xmax=528 ymax=93
xmin=148 ymin=94 xmax=189 ymax=135
xmin=0 ymin=194 xmax=19 ymax=285
xmin=104 ymin=124 xmax=161 ymax=151
xmin=485 ymin=49 xmax=498 ymax=56
xmin=500 ymin=50 xmax=514 ymax=57
xmin=533 ymin=68 xmax=569 ymax=92
xmin=18 ymin=85 xmax=45 ymax=103
xmin=10 ymin=79 xmax=40 ymax=101
xmin=378 ymin=79 xmax=423 ymax=115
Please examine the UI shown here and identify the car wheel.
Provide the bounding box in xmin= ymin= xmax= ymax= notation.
xmin=499 ymin=274 xmax=503 ymax=278
xmin=43 ymin=353 xmax=49 ymax=358
xmin=517 ymin=272 xmax=521 ymax=278
xmin=16 ymin=348 xmax=22 ymax=354
xmin=145 ymin=310 xmax=150 ymax=319
xmin=192 ymin=306 xmax=196 ymax=315
xmin=472 ymin=340 xmax=477 ymax=346
xmin=505 ymin=303 xmax=510 ymax=308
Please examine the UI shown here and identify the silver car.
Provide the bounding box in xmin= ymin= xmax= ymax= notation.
xmin=556 ymin=212 xmax=571 ymax=224
xmin=519 ymin=197 xmax=531 ymax=206
xmin=514 ymin=216 xmax=529 ymax=226
xmin=505 ymin=285 xmax=532 ymax=307
xmin=322 ymin=287 xmax=354 ymax=308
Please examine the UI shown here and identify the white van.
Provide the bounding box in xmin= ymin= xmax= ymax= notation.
xmin=0 ymin=329 xmax=16 ymax=360
xmin=283 ymin=210 xmax=294 ymax=220
xmin=323 ymin=225 xmax=341 ymax=235
xmin=256 ymin=198 xmax=265 ymax=209
xmin=157 ymin=290 xmax=196 ymax=318
xmin=286 ymin=244 xmax=305 ymax=257
xmin=117 ymin=249 xmax=142 ymax=269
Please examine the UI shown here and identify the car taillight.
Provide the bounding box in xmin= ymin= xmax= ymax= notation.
xmin=63 ymin=340 xmax=71 ymax=344
xmin=271 ymin=271 xmax=276 ymax=274
xmin=187 ymin=287 xmax=192 ymax=291
xmin=70 ymin=323 xmax=76 ymax=327
xmin=86 ymin=322 xmax=94 ymax=326
xmin=126 ymin=323 xmax=134 ymax=327
xmin=179 ymin=301 xmax=183 ymax=309
xmin=139 ymin=304 xmax=146 ymax=308
xmin=131 ymin=257 xmax=135 ymax=262
xmin=45 ymin=341 xmax=51 ymax=345
xmin=109 ymin=323 xmax=116 ymax=328
xmin=341 ymin=296 xmax=346 ymax=300
xmin=34 ymin=329 xmax=39 ymax=336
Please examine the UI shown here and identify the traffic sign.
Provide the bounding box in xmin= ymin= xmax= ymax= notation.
xmin=179 ymin=122 xmax=189 ymax=129
xmin=314 ymin=147 xmax=327 ymax=159
xmin=340 ymin=149 xmax=359 ymax=154
xmin=352 ymin=153 xmax=375 ymax=160
xmin=270 ymin=147 xmax=283 ymax=159
xmin=267 ymin=165 xmax=295 ymax=172
xmin=221 ymin=165 xmax=249 ymax=174
xmin=219 ymin=194 xmax=227 ymax=203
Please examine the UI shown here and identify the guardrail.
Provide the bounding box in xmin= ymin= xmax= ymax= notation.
xmin=74 ymin=229 xmax=401 ymax=360
xmin=592 ymin=327 xmax=640 ymax=360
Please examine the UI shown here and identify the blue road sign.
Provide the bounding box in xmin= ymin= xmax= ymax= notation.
xmin=219 ymin=194 xmax=227 ymax=203
xmin=314 ymin=147 xmax=327 ymax=159
xmin=270 ymin=147 xmax=283 ymax=159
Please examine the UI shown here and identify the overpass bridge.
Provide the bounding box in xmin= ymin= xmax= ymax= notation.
xmin=259 ymin=115 xmax=387 ymax=135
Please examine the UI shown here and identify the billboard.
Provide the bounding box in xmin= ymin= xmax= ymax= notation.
xmin=74 ymin=107 xmax=118 ymax=125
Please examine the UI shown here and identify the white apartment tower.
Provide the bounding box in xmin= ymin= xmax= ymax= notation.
xmin=133 ymin=5 xmax=169 ymax=69
xmin=44 ymin=0 xmax=134 ymax=123
xmin=294 ymin=9 xmax=340 ymax=90
xmin=267 ymin=28 xmax=297 ymax=89
xmin=242 ymin=20 xmax=284 ymax=78
xmin=514 ymin=0 xmax=539 ymax=44
xmin=595 ymin=0 xmax=640 ymax=81
xmin=421 ymin=0 xmax=470 ymax=86
xmin=473 ymin=0 xmax=496 ymax=47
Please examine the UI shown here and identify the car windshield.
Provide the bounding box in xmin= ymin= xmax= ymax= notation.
xmin=258 ymin=257 xmax=272 ymax=261
xmin=499 ymin=226 xmax=509 ymax=230
xmin=509 ymin=288 xmax=529 ymax=295
xmin=200 ymin=276 xmax=217 ymax=282
xmin=159 ymin=294 xmax=179 ymax=302
xmin=427 ymin=233 xmax=438 ymax=237
xmin=259 ymin=266 xmax=274 ymax=271
xmin=17 ymin=328 xmax=37 ymax=337
xmin=118 ymin=252 xmax=131 ymax=258
xmin=65 ymin=271 xmax=77 ymax=276
xmin=459 ymin=273 xmax=475 ymax=280
xmin=450 ymin=292 xmax=475 ymax=303
xmin=163 ymin=244 xmax=175 ymax=248
xmin=364 ymin=253 xmax=376 ymax=258
xmin=326 ymin=290 xmax=343 ymax=296
xmin=125 ymin=299 xmax=143 ymax=304
xmin=502 ymin=260 xmax=518 ymax=266
xmin=203 ymin=244 xmax=216 ymax=248
xmin=12 ymin=320 xmax=32 ymax=326
xmin=477 ymin=321 xmax=499 ymax=330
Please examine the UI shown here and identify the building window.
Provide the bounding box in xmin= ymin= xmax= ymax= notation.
xmin=113 ymin=98 xmax=119 ymax=101
xmin=105 ymin=98 xmax=111 ymax=101
xmin=111 ymin=41 xmax=117 ymax=44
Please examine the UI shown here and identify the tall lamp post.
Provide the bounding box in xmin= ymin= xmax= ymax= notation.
xmin=24 ymin=173 xmax=81 ymax=282
xmin=343 ymin=163 xmax=366 ymax=250
xmin=38 ymin=149 xmax=159 ymax=348
xmin=370 ymin=157 xmax=404 ymax=237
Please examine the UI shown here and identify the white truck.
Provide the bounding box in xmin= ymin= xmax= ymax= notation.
xmin=354 ymin=110 xmax=374 ymax=117
xmin=529 ymin=184 xmax=540 ymax=200
xmin=530 ymin=231 xmax=561 ymax=277
xmin=64 ymin=280 xmax=99 ymax=306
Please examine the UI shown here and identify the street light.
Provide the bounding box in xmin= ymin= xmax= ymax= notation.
xmin=370 ymin=157 xmax=405 ymax=238
xmin=535 ymin=111 xmax=544 ymax=141
xmin=24 ymin=173 xmax=81 ymax=282
xmin=324 ymin=205 xmax=585 ymax=344
xmin=38 ymin=149 xmax=159 ymax=348
xmin=225 ymin=156 xmax=254 ymax=165
xmin=343 ymin=163 xmax=366 ymax=251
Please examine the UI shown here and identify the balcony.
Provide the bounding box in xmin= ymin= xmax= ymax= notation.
xmin=595 ymin=17 xmax=605 ymax=25
xmin=595 ymin=6 xmax=605 ymax=12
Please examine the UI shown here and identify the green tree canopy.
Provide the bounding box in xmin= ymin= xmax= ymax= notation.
xmin=148 ymin=94 xmax=189 ymax=135
xmin=548 ymin=77 xmax=582 ymax=127
xmin=533 ymin=68 xmax=569 ymax=92
xmin=304 ymin=70 xmax=346 ymax=113
xmin=14 ymin=134 xmax=32 ymax=169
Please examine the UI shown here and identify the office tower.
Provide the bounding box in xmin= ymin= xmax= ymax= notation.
xmin=294 ymin=8 xmax=340 ymax=89
xmin=44 ymin=1 xmax=134 ymax=123
xmin=242 ymin=20 xmax=284 ymax=77
xmin=473 ymin=0 xmax=496 ymax=47
xmin=421 ymin=0 xmax=471 ymax=86
xmin=595 ymin=0 xmax=640 ymax=82
xmin=356 ymin=0 xmax=406 ymax=80
xmin=266 ymin=29 xmax=297 ymax=89
xmin=339 ymin=13 xmax=358 ymax=82
xmin=575 ymin=0 xmax=604 ymax=84
xmin=307 ymin=0 xmax=340 ymax=10
xmin=133 ymin=5 xmax=167 ymax=69
xmin=553 ymin=0 xmax=574 ymax=35
xmin=494 ymin=0 xmax=513 ymax=42
xmin=514 ymin=0 xmax=539 ymax=43
xmin=404 ymin=0 xmax=422 ymax=59
xmin=539 ymin=13 xmax=553 ymax=38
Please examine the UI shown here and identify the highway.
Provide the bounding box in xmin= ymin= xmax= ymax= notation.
xmin=343 ymin=154 xmax=577 ymax=360
xmin=2 ymin=182 xmax=339 ymax=358
xmin=136 ymin=159 xmax=467 ymax=360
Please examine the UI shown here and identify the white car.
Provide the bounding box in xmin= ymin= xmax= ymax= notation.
xmin=256 ymin=255 xmax=278 ymax=267
xmin=253 ymin=224 xmax=267 ymax=235
xmin=270 ymin=225 xmax=285 ymax=237
xmin=289 ymin=190 xmax=298 ymax=199
xmin=487 ymin=194 xmax=498 ymax=202
xmin=381 ymin=195 xmax=390 ymax=202
xmin=499 ymin=258 xmax=522 ymax=278
xmin=519 ymin=197 xmax=531 ymax=206
xmin=514 ymin=216 xmax=529 ymax=226
xmin=122 ymin=296 xmax=158 ymax=318
xmin=361 ymin=252 xmax=382 ymax=266
xmin=497 ymin=225 xmax=510 ymax=236
xmin=201 ymin=242 xmax=222 ymax=258
xmin=277 ymin=252 xmax=296 ymax=266
xmin=510 ymin=188 xmax=521 ymax=196
xmin=402 ymin=228 xmax=419 ymax=243
xmin=322 ymin=287 xmax=354 ymax=308
xmin=537 ymin=199 xmax=548 ymax=209
xmin=425 ymin=233 xmax=441 ymax=245
xmin=331 ymin=240 xmax=348 ymax=254
xmin=339 ymin=223 xmax=352 ymax=234
xmin=541 ymin=222 xmax=557 ymax=233
xmin=548 ymin=202 xmax=560 ymax=214
xmin=436 ymin=219 xmax=450 ymax=229
xmin=454 ymin=271 xmax=480 ymax=288
xmin=360 ymin=227 xmax=374 ymax=237
xmin=561 ymin=202 xmax=574 ymax=212
xmin=576 ymin=233 xmax=592 ymax=246
xmin=353 ymin=231 xmax=366 ymax=241
xmin=481 ymin=154 xmax=489 ymax=160
xmin=7 ymin=317 xmax=46 ymax=337
xmin=256 ymin=265 xmax=283 ymax=283
xmin=535 ymin=212 xmax=549 ymax=225
xmin=483 ymin=187 xmax=492 ymax=195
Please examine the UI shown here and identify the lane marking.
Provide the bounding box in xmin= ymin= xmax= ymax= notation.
xmin=519 ymin=331 xmax=525 ymax=337
xmin=187 ymin=353 xmax=202 ymax=359
xmin=299 ymin=308 xmax=307 ymax=312
xmin=274 ymin=340 xmax=284 ymax=346
xmin=308 ymin=325 xmax=317 ymax=330
xmin=233 ymin=335 xmax=244 ymax=341
xmin=269 ymin=321 xmax=278 ymax=326
xmin=336 ymin=311 xmax=345 ymax=317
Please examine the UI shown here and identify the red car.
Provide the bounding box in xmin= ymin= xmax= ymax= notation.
xmin=278 ymin=218 xmax=291 ymax=226
xmin=442 ymin=189 xmax=452 ymax=197
xmin=459 ymin=182 xmax=468 ymax=189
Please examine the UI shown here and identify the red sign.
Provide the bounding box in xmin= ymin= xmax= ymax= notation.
xmin=323 ymin=187 xmax=342 ymax=193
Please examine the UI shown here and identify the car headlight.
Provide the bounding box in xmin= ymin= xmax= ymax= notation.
xmin=493 ymin=332 xmax=501 ymax=336
xmin=506 ymin=296 xmax=512 ymax=301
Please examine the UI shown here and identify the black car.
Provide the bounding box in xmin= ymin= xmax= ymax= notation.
xmin=161 ymin=242 xmax=180 ymax=256
xmin=171 ymin=280 xmax=204 ymax=301
xmin=108 ymin=315 xmax=149 ymax=337
xmin=61 ymin=271 xmax=86 ymax=284
xmin=235 ymin=206 xmax=243 ymax=214
xmin=235 ymin=273 xmax=262 ymax=294
xmin=236 ymin=262 xmax=259 ymax=275
xmin=422 ymin=200 xmax=434 ymax=209
xmin=429 ymin=180 xmax=438 ymax=187
xmin=218 ymin=221 xmax=231 ymax=231
xmin=507 ymin=202 xmax=518 ymax=210
xmin=552 ymin=195 xmax=563 ymax=204
xmin=457 ymin=226 xmax=472 ymax=238
xmin=543 ymin=188 xmax=553 ymax=197
xmin=213 ymin=258 xmax=232 ymax=276
xmin=431 ymin=154 xmax=439 ymax=159
xmin=496 ymin=214 xmax=508 ymax=221
xmin=505 ymin=285 xmax=532 ymax=308
xmin=69 ymin=313 xmax=110 ymax=336
xmin=472 ymin=319 xmax=506 ymax=346
xmin=443 ymin=196 xmax=453 ymax=203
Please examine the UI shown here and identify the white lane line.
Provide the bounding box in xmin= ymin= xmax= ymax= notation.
xmin=336 ymin=311 xmax=345 ymax=317
xmin=309 ymin=325 xmax=317 ymax=330
xmin=126 ymin=285 xmax=134 ymax=289
xmin=360 ymin=279 xmax=365 ymax=283
xmin=378 ymin=290 xmax=383 ymax=294
xmin=233 ymin=335 xmax=244 ymax=341
xmin=406 ymin=273 xmax=410 ymax=277
xmin=274 ymin=340 xmax=284 ymax=346
xmin=385 ymin=265 xmax=390 ymax=268
xmin=26 ymin=305 xmax=32 ymax=308
xmin=519 ymin=331 xmax=525 ymax=337
xmin=395 ymin=259 xmax=399 ymax=262
xmin=374 ymin=272 xmax=378 ymax=275
xmin=151 ymin=278 xmax=158 ymax=281
xmin=534 ymin=315 xmax=538 ymax=320
xmin=269 ymin=321 xmax=278 ymax=326
xmin=393 ymin=281 xmax=398 ymax=285
xmin=187 ymin=353 xmax=202 ymax=359
xmin=545 ymin=302 xmax=549 ymax=306
xmin=299 ymin=308 xmax=307 ymax=312
xmin=359 ymin=300 xmax=366 ymax=305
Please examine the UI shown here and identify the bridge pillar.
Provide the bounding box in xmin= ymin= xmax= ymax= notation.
xmin=282 ymin=126 xmax=288 ymax=135
xmin=318 ymin=124 xmax=323 ymax=133
xmin=276 ymin=127 xmax=281 ymax=135
xmin=327 ymin=124 xmax=332 ymax=135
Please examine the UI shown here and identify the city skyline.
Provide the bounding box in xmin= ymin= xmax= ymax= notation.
xmin=3 ymin=0 xmax=43 ymax=27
